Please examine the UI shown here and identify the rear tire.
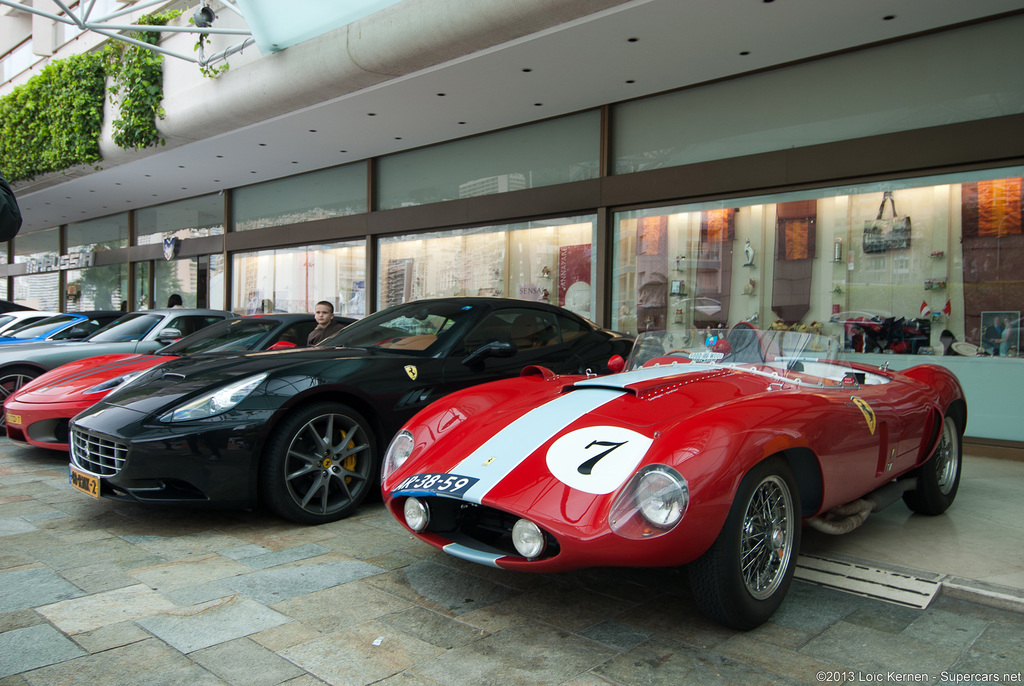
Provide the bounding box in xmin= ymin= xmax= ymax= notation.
xmin=689 ymin=456 xmax=801 ymax=630
xmin=261 ymin=402 xmax=377 ymax=524
xmin=902 ymin=414 xmax=961 ymax=516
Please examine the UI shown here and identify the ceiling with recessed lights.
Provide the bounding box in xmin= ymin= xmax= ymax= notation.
xmin=10 ymin=0 xmax=1024 ymax=234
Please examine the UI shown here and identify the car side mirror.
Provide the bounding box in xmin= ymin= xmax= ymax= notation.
xmin=62 ymin=326 xmax=92 ymax=340
xmin=156 ymin=327 xmax=182 ymax=343
xmin=463 ymin=339 xmax=517 ymax=367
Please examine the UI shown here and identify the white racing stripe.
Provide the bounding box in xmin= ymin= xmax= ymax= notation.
xmin=455 ymin=388 xmax=625 ymax=504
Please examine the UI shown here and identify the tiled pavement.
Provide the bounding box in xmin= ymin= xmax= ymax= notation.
xmin=1 ymin=439 xmax=1022 ymax=685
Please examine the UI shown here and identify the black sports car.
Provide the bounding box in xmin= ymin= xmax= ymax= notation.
xmin=69 ymin=298 xmax=633 ymax=524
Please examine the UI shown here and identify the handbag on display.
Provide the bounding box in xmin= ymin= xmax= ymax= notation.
xmin=863 ymin=191 xmax=911 ymax=252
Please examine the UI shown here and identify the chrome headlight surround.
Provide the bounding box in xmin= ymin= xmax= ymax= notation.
xmin=382 ymin=429 xmax=415 ymax=482
xmin=159 ymin=373 xmax=268 ymax=423
xmin=609 ymin=464 xmax=688 ymax=540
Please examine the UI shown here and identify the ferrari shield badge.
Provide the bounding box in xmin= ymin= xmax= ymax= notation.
xmin=404 ymin=365 xmax=418 ymax=381
xmin=851 ymin=397 xmax=876 ymax=435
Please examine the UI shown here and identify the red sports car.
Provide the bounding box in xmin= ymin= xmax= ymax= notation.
xmin=381 ymin=326 xmax=966 ymax=629
xmin=4 ymin=313 xmax=334 ymax=451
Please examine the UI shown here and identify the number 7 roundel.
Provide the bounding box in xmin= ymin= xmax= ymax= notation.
xmin=545 ymin=426 xmax=653 ymax=494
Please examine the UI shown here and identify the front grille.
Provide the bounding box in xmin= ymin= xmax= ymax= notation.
xmin=70 ymin=428 xmax=128 ymax=476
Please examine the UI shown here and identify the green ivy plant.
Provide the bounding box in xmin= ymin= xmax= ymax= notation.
xmin=105 ymin=11 xmax=180 ymax=150
xmin=0 ymin=10 xmax=180 ymax=183
xmin=0 ymin=53 xmax=106 ymax=182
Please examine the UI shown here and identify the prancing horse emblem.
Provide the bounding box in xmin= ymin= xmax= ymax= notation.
xmin=404 ymin=365 xmax=418 ymax=381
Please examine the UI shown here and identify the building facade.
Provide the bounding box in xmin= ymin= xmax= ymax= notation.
xmin=2 ymin=2 xmax=1023 ymax=442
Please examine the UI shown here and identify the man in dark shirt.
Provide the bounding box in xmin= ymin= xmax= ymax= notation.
xmin=307 ymin=300 xmax=344 ymax=346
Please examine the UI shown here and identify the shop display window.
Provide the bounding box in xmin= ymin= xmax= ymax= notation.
xmin=376 ymin=111 xmax=599 ymax=210
xmin=613 ymin=167 xmax=1024 ymax=359
xmin=233 ymin=163 xmax=367 ymax=232
xmin=64 ymin=214 xmax=129 ymax=311
xmin=377 ymin=217 xmax=596 ymax=320
xmin=231 ymin=242 xmax=366 ymax=317
xmin=12 ymin=227 xmax=59 ymax=310
xmin=135 ymin=194 xmax=224 ymax=246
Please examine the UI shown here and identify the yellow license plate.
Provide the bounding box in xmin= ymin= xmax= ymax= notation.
xmin=69 ymin=466 xmax=100 ymax=499
xmin=5 ymin=412 xmax=20 ymax=425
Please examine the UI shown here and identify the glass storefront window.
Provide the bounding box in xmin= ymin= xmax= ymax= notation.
xmin=65 ymin=214 xmax=130 ymax=312
xmin=135 ymin=194 xmax=224 ymax=246
xmin=231 ymin=241 xmax=366 ymax=318
xmin=233 ymin=163 xmax=367 ymax=231
xmin=377 ymin=112 xmax=600 ymax=210
xmin=12 ymin=227 xmax=59 ymax=310
xmin=155 ymin=258 xmax=198 ymax=309
xmin=65 ymin=264 xmax=127 ymax=312
xmin=378 ymin=216 xmax=596 ymax=320
xmin=613 ymin=167 xmax=1024 ymax=360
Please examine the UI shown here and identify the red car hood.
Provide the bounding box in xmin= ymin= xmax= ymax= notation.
xmin=389 ymin=365 xmax=760 ymax=534
xmin=12 ymin=353 xmax=171 ymax=403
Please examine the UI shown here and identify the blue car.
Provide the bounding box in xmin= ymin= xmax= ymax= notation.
xmin=0 ymin=311 xmax=122 ymax=346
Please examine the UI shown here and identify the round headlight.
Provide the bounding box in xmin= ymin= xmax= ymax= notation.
xmin=383 ymin=430 xmax=415 ymax=481
xmin=636 ymin=466 xmax=688 ymax=528
xmin=511 ymin=518 xmax=546 ymax=559
xmin=403 ymin=497 xmax=429 ymax=532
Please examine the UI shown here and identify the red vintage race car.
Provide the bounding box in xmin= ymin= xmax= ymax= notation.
xmin=381 ymin=326 xmax=966 ymax=629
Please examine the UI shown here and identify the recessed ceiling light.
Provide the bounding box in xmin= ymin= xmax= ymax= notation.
xmin=367 ymin=113 xmax=377 ymax=117
xmin=534 ymin=102 xmax=543 ymax=107
xmin=626 ymin=79 xmax=635 ymax=84
xmin=458 ymin=121 xmax=466 ymax=125
xmin=437 ymin=93 xmax=446 ymax=97
xmin=216 ymin=155 xmax=224 ymax=158
xmin=395 ymin=137 xmax=402 ymax=140
xmin=308 ymin=129 xmax=317 ymax=133
xmin=522 ymin=68 xmax=532 ymax=72
xmin=259 ymin=143 xmax=267 ymax=147
xmin=740 ymin=51 xmax=751 ymax=56
xmin=628 ymin=37 xmax=638 ymax=43
xmin=883 ymin=14 xmax=896 ymax=20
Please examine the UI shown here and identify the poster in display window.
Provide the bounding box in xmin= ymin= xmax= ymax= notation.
xmin=980 ymin=310 xmax=1020 ymax=357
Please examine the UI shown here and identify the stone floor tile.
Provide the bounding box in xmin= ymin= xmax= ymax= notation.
xmin=57 ymin=562 xmax=136 ymax=595
xmin=380 ymin=606 xmax=489 ymax=650
xmin=0 ymin=519 xmax=37 ymax=537
xmin=20 ymin=637 xmax=227 ymax=686
xmin=361 ymin=560 xmax=519 ymax=616
xmin=0 ymin=609 xmax=45 ymax=633
xmin=136 ymin=594 xmax=290 ymax=654
xmin=484 ymin=579 xmax=636 ymax=633
xmin=189 ymin=637 xmax=305 ymax=686
xmin=128 ymin=553 xmax=252 ymax=592
xmin=280 ymin=619 xmax=444 ymax=686
xmin=38 ymin=584 xmax=178 ymax=635
xmin=799 ymin=619 xmax=960 ymax=677
xmin=593 ymin=636 xmax=802 ymax=686
xmin=0 ymin=624 xmax=87 ymax=679
xmin=714 ymin=632 xmax=847 ymax=685
xmin=270 ymin=580 xmax=411 ymax=634
xmin=579 ymin=620 xmax=652 ymax=651
xmin=222 ymin=560 xmax=384 ymax=605
xmin=71 ymin=620 xmax=151 ymax=654
xmin=408 ymin=620 xmax=615 ymax=686
xmin=234 ymin=544 xmax=331 ymax=570
xmin=249 ymin=621 xmax=321 ymax=653
xmin=0 ymin=567 xmax=84 ymax=614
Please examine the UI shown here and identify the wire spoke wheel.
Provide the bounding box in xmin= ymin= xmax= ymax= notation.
xmin=933 ymin=416 xmax=960 ymax=496
xmin=263 ymin=402 xmax=377 ymax=524
xmin=739 ymin=475 xmax=795 ymax=600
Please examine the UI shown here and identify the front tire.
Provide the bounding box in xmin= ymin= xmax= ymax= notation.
xmin=902 ymin=414 xmax=961 ymax=516
xmin=261 ymin=402 xmax=377 ymax=524
xmin=0 ymin=366 xmax=39 ymax=429
xmin=688 ymin=457 xmax=801 ymax=630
